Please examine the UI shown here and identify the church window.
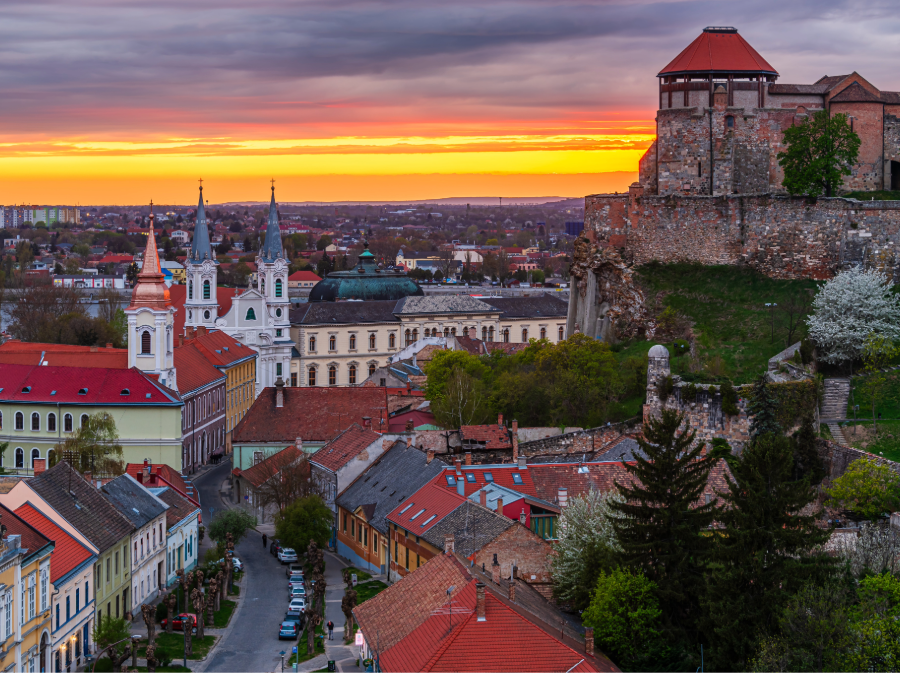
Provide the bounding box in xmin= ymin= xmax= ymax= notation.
xmin=328 ymin=366 xmax=337 ymax=386
xmin=15 ymin=449 xmax=23 ymax=469
xmin=48 ymin=413 xmax=56 ymax=432
xmin=276 ymin=308 xmax=282 ymax=318
xmin=188 ymin=282 xmax=192 ymax=300
xmin=349 ymin=365 xmax=357 ymax=385
xmin=31 ymin=412 xmax=39 ymax=431
xmin=308 ymin=368 xmax=317 ymax=386
xmin=204 ymin=310 xmax=210 ymax=320
xmin=275 ymin=279 xmax=283 ymax=298
xmin=276 ymin=363 xmax=283 ymax=378
xmin=203 ymin=280 xmax=211 ymax=300
xmin=349 ymin=335 xmax=356 ymax=350
xmin=81 ymin=414 xmax=88 ymax=428
xmin=246 ymin=308 xmax=256 ymax=321
xmin=141 ymin=331 xmax=151 ymax=354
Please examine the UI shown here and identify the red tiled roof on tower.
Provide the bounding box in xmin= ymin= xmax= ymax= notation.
xmin=659 ymin=27 xmax=778 ymax=76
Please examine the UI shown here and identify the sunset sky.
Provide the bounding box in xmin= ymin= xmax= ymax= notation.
xmin=3 ymin=0 xmax=900 ymax=204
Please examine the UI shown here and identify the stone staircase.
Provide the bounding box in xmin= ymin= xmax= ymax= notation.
xmin=826 ymin=421 xmax=848 ymax=446
xmin=821 ymin=378 xmax=851 ymax=445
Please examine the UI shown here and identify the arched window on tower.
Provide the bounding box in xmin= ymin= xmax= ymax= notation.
xmin=188 ymin=282 xmax=192 ymax=300
xmin=141 ymin=331 xmax=151 ymax=354
xmin=246 ymin=308 xmax=256 ymax=321
xmin=275 ymin=279 xmax=283 ymax=298
xmin=203 ymin=280 xmax=211 ymax=300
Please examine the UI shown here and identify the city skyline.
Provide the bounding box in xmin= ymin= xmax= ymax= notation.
xmin=3 ymin=0 xmax=900 ymax=203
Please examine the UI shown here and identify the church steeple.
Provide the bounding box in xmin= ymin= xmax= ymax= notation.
xmin=190 ymin=181 xmax=213 ymax=263
xmin=260 ymin=182 xmax=284 ymax=262
xmin=128 ymin=204 xmax=170 ymax=311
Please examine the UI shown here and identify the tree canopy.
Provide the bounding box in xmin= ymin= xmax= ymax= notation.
xmin=274 ymin=496 xmax=333 ymax=553
xmin=207 ymin=509 xmax=258 ymax=546
xmin=778 ymin=110 xmax=861 ymax=197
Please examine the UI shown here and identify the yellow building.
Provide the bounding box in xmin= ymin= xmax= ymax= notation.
xmin=0 ymin=503 xmax=55 ymax=672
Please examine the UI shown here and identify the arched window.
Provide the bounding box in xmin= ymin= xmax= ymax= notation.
xmin=48 ymin=449 xmax=54 ymax=465
xmin=141 ymin=331 xmax=151 ymax=354
xmin=15 ymin=449 xmax=23 ymax=469
xmin=489 ymin=326 xmax=495 ymax=341
xmin=188 ymin=282 xmax=193 ymax=300
xmin=482 ymin=326 xmax=487 ymax=340
xmin=64 ymin=414 xmax=73 ymax=432
xmin=14 ymin=412 xmax=23 ymax=431
xmin=81 ymin=414 xmax=88 ymax=429
xmin=349 ymin=334 xmax=356 ymax=350
xmin=47 ymin=413 xmax=56 ymax=432
xmin=308 ymin=368 xmax=317 ymax=387
xmin=424 ymin=328 xmax=430 ymax=338
xmin=203 ymin=280 xmax=211 ymax=300
xmin=503 ymin=328 xmax=509 ymax=343
xmin=329 ymin=336 xmax=336 ymax=351
xmin=450 ymin=327 xmax=456 ymax=336
xmin=349 ymin=365 xmax=357 ymax=385
xmin=31 ymin=449 xmax=39 ymax=468
xmin=558 ymin=326 xmax=564 ymax=340
xmin=522 ymin=328 xmax=528 ymax=342
xmin=328 ymin=366 xmax=337 ymax=386
xmin=463 ymin=326 xmax=469 ymax=337
xmin=540 ymin=327 xmax=546 ymax=340
xmin=246 ymin=308 xmax=256 ymax=321
xmin=204 ymin=309 xmax=210 ymax=320
xmin=443 ymin=327 xmax=449 ymax=337
xmin=275 ymin=279 xmax=283 ymax=298
xmin=368 ymin=363 xmax=376 ymax=376
xmin=309 ymin=335 xmax=316 ymax=352
xmin=405 ymin=329 xmax=411 ymax=346
xmin=389 ymin=333 xmax=396 ymax=348
xmin=31 ymin=413 xmax=40 ymax=431
xmin=413 ymin=328 xmax=418 ymax=341
xmin=369 ymin=334 xmax=376 ymax=349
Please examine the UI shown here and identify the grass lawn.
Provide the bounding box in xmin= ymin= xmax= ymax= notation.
xmin=845 ymin=190 xmax=900 ymax=201
xmin=635 ymin=262 xmax=819 ymax=383
xmin=843 ymin=420 xmax=900 ymax=462
xmin=138 ymin=633 xmax=217 ymax=661
xmin=347 ymin=568 xmax=372 ymax=582
xmin=354 ymin=581 xmax=387 ymax=604
xmin=288 ymin=622 xmax=325 ymax=665
xmin=213 ymin=599 xmax=236 ymax=628
xmin=848 ymin=371 xmax=900 ymax=419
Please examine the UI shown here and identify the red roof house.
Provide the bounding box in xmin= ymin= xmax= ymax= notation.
xmin=0 ymin=341 xmax=128 ymax=369
xmin=15 ymin=503 xmax=95 ymax=583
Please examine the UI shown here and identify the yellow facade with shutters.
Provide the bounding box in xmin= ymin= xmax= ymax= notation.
xmin=225 ymin=358 xmax=257 ymax=452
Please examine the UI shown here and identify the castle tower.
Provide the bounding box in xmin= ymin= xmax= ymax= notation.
xmin=184 ymin=183 xmax=218 ymax=332
xmin=646 ymin=344 xmax=671 ymax=405
xmin=255 ymin=184 xmax=292 ymax=390
xmin=126 ymin=205 xmax=177 ymax=390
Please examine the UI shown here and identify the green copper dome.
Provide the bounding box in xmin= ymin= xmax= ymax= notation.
xmin=309 ymin=243 xmax=424 ymax=302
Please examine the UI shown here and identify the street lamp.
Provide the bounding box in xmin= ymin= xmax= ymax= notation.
xmin=91 ymin=634 xmax=142 ymax=672
xmin=765 ymin=303 xmax=778 ymax=344
xmin=280 ymin=650 xmax=286 ymax=672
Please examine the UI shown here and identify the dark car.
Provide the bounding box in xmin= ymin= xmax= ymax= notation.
xmin=279 ymin=621 xmax=300 ymax=640
xmin=269 ymin=539 xmax=283 ymax=556
xmin=285 ymin=610 xmax=306 ymax=630
xmin=161 ymin=613 xmax=197 ymax=633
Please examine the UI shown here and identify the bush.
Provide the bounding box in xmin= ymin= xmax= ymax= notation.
xmin=680 ymin=383 xmax=698 ymax=403
xmin=721 ymin=380 xmax=740 ymax=416
xmin=155 ymin=600 xmax=168 ymax=624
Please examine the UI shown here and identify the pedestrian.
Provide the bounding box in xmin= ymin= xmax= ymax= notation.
xmin=327 ymin=620 xmax=334 ymax=640
xmin=262 ymin=533 xmax=268 ymax=548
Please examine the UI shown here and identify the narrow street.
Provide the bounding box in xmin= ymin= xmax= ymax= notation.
xmin=193 ymin=458 xmax=297 ymax=672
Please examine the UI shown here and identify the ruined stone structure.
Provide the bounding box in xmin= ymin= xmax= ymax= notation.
xmin=645 ymin=26 xmax=900 ymax=196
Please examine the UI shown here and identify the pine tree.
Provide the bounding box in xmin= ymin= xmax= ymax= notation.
xmin=610 ymin=409 xmax=721 ymax=640
xmin=747 ymin=374 xmax=780 ymax=439
xmin=702 ymin=433 xmax=834 ymax=670
xmin=791 ymin=414 xmax=826 ymax=484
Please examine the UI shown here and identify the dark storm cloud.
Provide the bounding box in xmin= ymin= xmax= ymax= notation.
xmin=2 ymin=0 xmax=900 ymax=136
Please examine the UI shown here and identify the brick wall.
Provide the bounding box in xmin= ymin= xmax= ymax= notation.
xmin=586 ymin=188 xmax=900 ymax=281
xmin=473 ymin=523 xmax=553 ymax=593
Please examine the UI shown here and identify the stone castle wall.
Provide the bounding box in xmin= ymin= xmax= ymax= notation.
xmin=586 ymin=184 xmax=900 ymax=281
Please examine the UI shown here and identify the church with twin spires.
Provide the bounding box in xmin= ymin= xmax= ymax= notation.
xmin=127 ymin=184 xmax=293 ymax=397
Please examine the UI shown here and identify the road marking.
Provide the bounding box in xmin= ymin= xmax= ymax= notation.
xmin=325 ymin=599 xmax=342 ymax=603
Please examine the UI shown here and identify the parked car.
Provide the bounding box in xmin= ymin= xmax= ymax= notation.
xmin=161 ymin=613 xmax=198 ymax=633
xmin=231 ymin=557 xmax=243 ymax=572
xmin=289 ymin=598 xmax=306 ymax=612
xmin=289 ymin=585 xmax=306 ymax=600
xmin=286 ymin=563 xmax=304 ymax=577
xmin=279 ymin=621 xmax=300 ymax=640
xmin=288 ymin=577 xmax=305 ymax=590
xmin=269 ymin=539 xmax=283 ymax=556
xmin=278 ymin=548 xmax=298 ymax=563
xmin=285 ymin=610 xmax=306 ymax=629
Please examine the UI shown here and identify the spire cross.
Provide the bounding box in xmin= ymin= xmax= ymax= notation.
xmin=270 ymin=178 xmax=276 ymax=192
xmin=198 ymin=177 xmax=203 ymax=192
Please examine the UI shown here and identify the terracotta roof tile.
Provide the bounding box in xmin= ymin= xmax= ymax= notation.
xmin=183 ymin=330 xmax=257 ymax=368
xmin=0 ymin=341 xmax=128 ymax=369
xmin=239 ymin=446 xmax=304 ymax=489
xmin=310 ymin=424 xmax=381 ymax=473
xmin=173 ymin=342 xmax=226 ymax=395
xmin=386 ymin=480 xmax=468 ymax=535
xmin=0 ymin=503 xmax=52 ymax=561
xmin=659 ymin=28 xmax=777 ymax=76
xmin=15 ymin=503 xmax=94 ymax=583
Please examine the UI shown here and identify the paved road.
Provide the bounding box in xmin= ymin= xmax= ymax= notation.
xmin=194 ymin=458 xmax=296 ymax=672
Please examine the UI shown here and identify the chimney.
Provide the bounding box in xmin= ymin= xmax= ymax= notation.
xmin=519 ymin=509 xmax=526 ymax=525
xmin=406 ymin=380 xmax=411 ymax=393
xmin=491 ymin=554 xmax=500 ymax=584
xmin=197 ymin=326 xmax=207 ymax=336
xmin=512 ymin=565 xmax=518 ymax=580
xmin=444 ymin=534 xmax=455 ymax=554
xmin=497 ymin=413 xmax=503 ymax=428
xmin=480 ymin=490 xmax=487 ymax=507
xmin=426 ymin=449 xmax=434 ymax=464
xmin=295 ymin=437 xmax=303 ymax=451
xmin=456 ymin=477 xmax=464 ymax=497
xmin=508 ymin=580 xmax=516 ymax=602
xmin=496 ymin=497 xmax=503 ymax=514
xmin=476 ymin=582 xmax=486 ymax=622
xmin=558 ymin=487 xmax=568 ymax=508
xmin=90 ymin=346 xmax=98 ymax=353
xmin=464 ymin=452 xmax=472 ymax=466
xmin=362 ymin=416 xmax=372 ymax=430
xmin=511 ymin=420 xmax=519 ymax=461
xmin=454 ymin=459 xmax=462 ymax=471
xmin=275 ymin=377 xmax=285 ymax=408
xmin=178 ymin=334 xmax=184 ymax=347
xmin=33 ymin=458 xmax=46 ymax=476
xmin=517 ymin=455 xmax=526 ymax=470
xmin=585 ymin=627 xmax=594 ymax=657
xmin=106 ymin=342 xmax=113 ymax=349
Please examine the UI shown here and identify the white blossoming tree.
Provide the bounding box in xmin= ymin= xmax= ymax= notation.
xmin=806 ymin=266 xmax=900 ymax=364
xmin=550 ymin=489 xmax=622 ymax=611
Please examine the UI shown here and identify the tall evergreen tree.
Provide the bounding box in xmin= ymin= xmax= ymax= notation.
xmin=792 ymin=414 xmax=826 ymax=484
xmin=610 ymin=409 xmax=721 ymax=641
xmin=702 ymin=433 xmax=834 ymax=670
xmin=747 ymin=375 xmax=780 ymax=439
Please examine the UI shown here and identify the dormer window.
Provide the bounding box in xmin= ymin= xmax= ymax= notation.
xmin=21 ymin=386 xmax=30 ymax=393
xmin=120 ymin=389 xmax=130 ymax=396
xmin=78 ymin=388 xmax=88 ymax=395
